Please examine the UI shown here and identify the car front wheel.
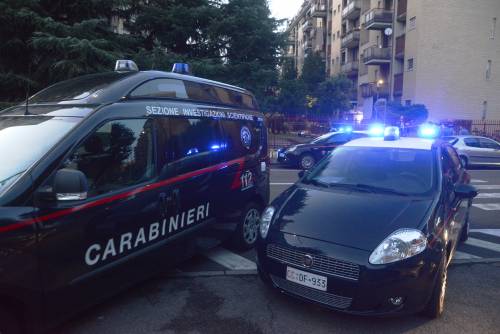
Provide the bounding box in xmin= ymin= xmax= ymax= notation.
xmin=299 ymin=154 xmax=315 ymax=170
xmin=422 ymin=254 xmax=448 ymax=318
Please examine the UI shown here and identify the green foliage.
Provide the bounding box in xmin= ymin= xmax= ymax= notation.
xmin=387 ymin=101 xmax=429 ymax=123
xmin=300 ymin=52 xmax=326 ymax=95
xmin=0 ymin=0 xmax=283 ymax=110
xmin=316 ymin=76 xmax=353 ymax=117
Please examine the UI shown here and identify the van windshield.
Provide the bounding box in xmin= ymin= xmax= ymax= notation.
xmin=0 ymin=116 xmax=81 ymax=196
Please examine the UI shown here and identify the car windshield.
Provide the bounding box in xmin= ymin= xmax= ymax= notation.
xmin=303 ymin=146 xmax=436 ymax=196
xmin=0 ymin=116 xmax=81 ymax=196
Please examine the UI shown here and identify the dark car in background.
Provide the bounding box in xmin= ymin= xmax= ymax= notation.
xmin=277 ymin=131 xmax=369 ymax=169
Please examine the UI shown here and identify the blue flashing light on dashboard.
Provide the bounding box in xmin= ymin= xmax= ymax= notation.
xmin=339 ymin=126 xmax=353 ymax=133
xmin=368 ymin=124 xmax=385 ymax=137
xmin=418 ymin=124 xmax=439 ymax=139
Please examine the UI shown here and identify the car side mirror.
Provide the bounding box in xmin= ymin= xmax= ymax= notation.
xmin=454 ymin=184 xmax=478 ymax=199
xmin=52 ymin=169 xmax=89 ymax=201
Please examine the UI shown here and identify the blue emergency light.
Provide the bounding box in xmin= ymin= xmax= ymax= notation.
xmin=368 ymin=124 xmax=385 ymax=137
xmin=339 ymin=126 xmax=353 ymax=133
xmin=172 ymin=63 xmax=192 ymax=75
xmin=418 ymin=124 xmax=439 ymax=139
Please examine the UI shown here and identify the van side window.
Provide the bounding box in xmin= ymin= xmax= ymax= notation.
xmin=184 ymin=82 xmax=219 ymax=104
xmin=220 ymin=120 xmax=261 ymax=159
xmin=64 ymin=119 xmax=155 ymax=196
xmin=130 ymin=79 xmax=188 ymax=99
xmin=157 ymin=118 xmax=223 ymax=175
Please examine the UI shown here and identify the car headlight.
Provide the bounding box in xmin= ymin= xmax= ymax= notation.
xmin=260 ymin=206 xmax=276 ymax=239
xmin=369 ymin=229 xmax=427 ymax=265
xmin=286 ymin=146 xmax=297 ymax=153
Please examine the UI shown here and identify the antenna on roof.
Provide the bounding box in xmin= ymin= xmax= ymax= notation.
xmin=24 ymin=64 xmax=32 ymax=116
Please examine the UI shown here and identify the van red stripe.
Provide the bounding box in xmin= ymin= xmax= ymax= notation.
xmin=0 ymin=157 xmax=245 ymax=234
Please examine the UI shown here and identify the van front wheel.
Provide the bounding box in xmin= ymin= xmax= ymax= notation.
xmin=232 ymin=203 xmax=262 ymax=250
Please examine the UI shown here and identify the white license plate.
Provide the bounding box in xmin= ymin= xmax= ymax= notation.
xmin=286 ymin=266 xmax=327 ymax=291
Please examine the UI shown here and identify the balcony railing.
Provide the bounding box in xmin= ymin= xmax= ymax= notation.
xmin=363 ymin=9 xmax=393 ymax=30
xmin=311 ymin=3 xmax=327 ymax=17
xmin=397 ymin=0 xmax=407 ymax=22
xmin=302 ymin=20 xmax=313 ymax=32
xmin=341 ymin=61 xmax=359 ymax=76
xmin=394 ymin=73 xmax=404 ymax=96
xmin=363 ymin=46 xmax=391 ymax=65
xmin=341 ymin=29 xmax=360 ymax=49
xmin=341 ymin=0 xmax=361 ymax=20
xmin=395 ymin=35 xmax=405 ymax=59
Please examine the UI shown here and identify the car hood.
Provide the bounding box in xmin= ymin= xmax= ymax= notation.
xmin=274 ymin=186 xmax=433 ymax=251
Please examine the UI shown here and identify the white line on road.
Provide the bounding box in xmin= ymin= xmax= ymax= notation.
xmin=465 ymin=238 xmax=500 ymax=253
xmin=271 ymin=169 xmax=301 ymax=172
xmin=454 ymin=251 xmax=481 ymax=260
xmin=476 ymin=193 xmax=500 ymax=199
xmin=472 ymin=203 xmax=500 ymax=211
xmin=471 ymin=179 xmax=487 ymax=183
xmin=271 ymin=183 xmax=295 ymax=186
xmin=475 ymin=185 xmax=500 ymax=190
xmin=470 ymin=229 xmax=500 ymax=238
xmin=205 ymin=247 xmax=257 ymax=271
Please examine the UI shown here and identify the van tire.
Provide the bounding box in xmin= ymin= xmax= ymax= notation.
xmin=232 ymin=203 xmax=262 ymax=250
xmin=0 ymin=307 xmax=20 ymax=334
xmin=422 ymin=254 xmax=448 ymax=319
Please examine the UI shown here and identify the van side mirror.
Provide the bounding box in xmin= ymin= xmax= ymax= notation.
xmin=454 ymin=184 xmax=478 ymax=199
xmin=53 ymin=169 xmax=89 ymax=201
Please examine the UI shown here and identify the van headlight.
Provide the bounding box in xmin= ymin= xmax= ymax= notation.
xmin=260 ymin=206 xmax=276 ymax=239
xmin=369 ymin=229 xmax=427 ymax=265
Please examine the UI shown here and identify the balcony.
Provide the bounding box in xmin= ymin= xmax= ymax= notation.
xmin=341 ymin=29 xmax=360 ymax=49
xmin=311 ymin=3 xmax=327 ymax=17
xmin=395 ymin=35 xmax=405 ymax=59
xmin=342 ymin=0 xmax=361 ymax=20
xmin=394 ymin=73 xmax=404 ymax=96
xmin=341 ymin=61 xmax=359 ymax=77
xmin=287 ymin=35 xmax=296 ymax=45
xmin=360 ymin=82 xmax=390 ymax=98
xmin=363 ymin=46 xmax=391 ymax=65
xmin=397 ymin=0 xmax=407 ymax=22
xmin=302 ymin=19 xmax=313 ymax=32
xmin=363 ymin=9 xmax=393 ymax=30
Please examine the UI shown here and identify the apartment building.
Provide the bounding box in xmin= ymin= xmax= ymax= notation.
xmin=286 ymin=0 xmax=500 ymax=121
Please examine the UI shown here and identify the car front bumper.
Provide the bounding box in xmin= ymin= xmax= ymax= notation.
xmin=257 ymin=233 xmax=441 ymax=316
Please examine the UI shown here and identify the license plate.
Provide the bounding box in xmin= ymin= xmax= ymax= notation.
xmin=286 ymin=266 xmax=327 ymax=291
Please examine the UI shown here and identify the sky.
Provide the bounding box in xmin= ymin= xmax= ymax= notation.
xmin=268 ymin=0 xmax=304 ymax=20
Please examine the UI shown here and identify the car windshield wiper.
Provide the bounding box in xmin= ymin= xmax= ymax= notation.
xmin=0 ymin=171 xmax=26 ymax=188
xmin=305 ymin=179 xmax=331 ymax=188
xmin=326 ymin=183 xmax=409 ymax=196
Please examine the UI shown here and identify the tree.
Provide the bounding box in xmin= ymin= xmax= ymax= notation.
xmin=300 ymin=52 xmax=326 ymax=95
xmin=316 ymin=76 xmax=353 ymax=117
xmin=387 ymin=101 xmax=428 ymax=124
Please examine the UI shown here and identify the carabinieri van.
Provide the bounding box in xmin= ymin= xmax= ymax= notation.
xmin=0 ymin=61 xmax=269 ymax=333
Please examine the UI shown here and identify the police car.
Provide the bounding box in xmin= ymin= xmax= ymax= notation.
xmin=257 ymin=126 xmax=477 ymax=317
xmin=0 ymin=61 xmax=269 ymax=333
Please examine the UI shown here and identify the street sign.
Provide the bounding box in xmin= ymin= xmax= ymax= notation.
xmin=373 ymin=98 xmax=387 ymax=120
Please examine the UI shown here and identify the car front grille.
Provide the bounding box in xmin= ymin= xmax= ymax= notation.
xmin=266 ymin=243 xmax=360 ymax=281
xmin=270 ymin=275 xmax=352 ymax=309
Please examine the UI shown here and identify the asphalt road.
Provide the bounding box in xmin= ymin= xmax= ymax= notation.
xmin=59 ymin=167 xmax=500 ymax=333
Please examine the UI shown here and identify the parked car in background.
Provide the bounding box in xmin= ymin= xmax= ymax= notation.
xmin=277 ymin=131 xmax=369 ymax=169
xmin=443 ymin=135 xmax=500 ymax=167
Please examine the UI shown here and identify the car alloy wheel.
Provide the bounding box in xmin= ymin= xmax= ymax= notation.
xmin=243 ymin=208 xmax=260 ymax=245
xmin=300 ymin=154 xmax=315 ymax=170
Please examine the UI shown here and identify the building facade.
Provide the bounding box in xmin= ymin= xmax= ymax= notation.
xmin=286 ymin=0 xmax=500 ymax=121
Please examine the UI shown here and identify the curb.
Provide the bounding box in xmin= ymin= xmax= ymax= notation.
xmin=451 ymin=257 xmax=500 ymax=266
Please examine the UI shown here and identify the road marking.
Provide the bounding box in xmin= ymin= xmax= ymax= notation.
xmin=472 ymin=203 xmax=500 ymax=211
xmin=475 ymin=185 xmax=500 ymax=190
xmin=471 ymin=179 xmax=487 ymax=183
xmin=205 ymin=247 xmax=257 ymax=271
xmin=476 ymin=193 xmax=500 ymax=199
xmin=470 ymin=229 xmax=500 ymax=238
xmin=454 ymin=251 xmax=481 ymax=260
xmin=271 ymin=169 xmax=301 ymax=172
xmin=271 ymin=183 xmax=294 ymax=186
xmin=465 ymin=238 xmax=500 ymax=253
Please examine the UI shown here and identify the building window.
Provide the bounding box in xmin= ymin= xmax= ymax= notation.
xmin=407 ymin=58 xmax=414 ymax=71
xmin=491 ymin=18 xmax=497 ymax=39
xmin=333 ymin=34 xmax=336 ymax=41
xmin=486 ymin=60 xmax=492 ymax=80
xmin=482 ymin=101 xmax=488 ymax=120
xmin=333 ymin=9 xmax=336 ymax=16
xmin=332 ymin=58 xmax=335 ymax=66
xmin=408 ymin=17 xmax=416 ymax=30
xmin=337 ymin=30 xmax=340 ymax=38
xmin=338 ymin=4 xmax=340 ymax=12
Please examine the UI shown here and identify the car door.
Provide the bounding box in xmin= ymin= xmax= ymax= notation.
xmin=37 ymin=118 xmax=165 ymax=325
xmin=441 ymin=145 xmax=468 ymax=253
xmin=313 ymin=132 xmax=352 ymax=159
xmin=462 ymin=137 xmax=488 ymax=165
xmin=478 ymin=138 xmax=500 ymax=165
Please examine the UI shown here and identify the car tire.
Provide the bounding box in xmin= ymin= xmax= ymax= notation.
xmin=258 ymin=266 xmax=272 ymax=285
xmin=299 ymin=154 xmax=315 ymax=170
xmin=460 ymin=156 xmax=468 ymax=169
xmin=0 ymin=307 xmax=20 ymax=334
xmin=422 ymin=254 xmax=448 ymax=319
xmin=231 ymin=203 xmax=262 ymax=250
